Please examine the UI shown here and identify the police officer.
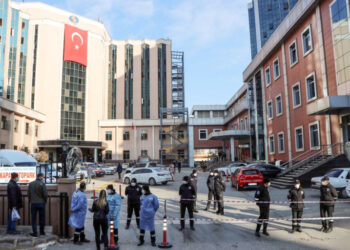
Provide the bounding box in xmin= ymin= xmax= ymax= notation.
xmin=255 ymin=178 xmax=271 ymax=237
xmin=190 ymin=169 xmax=198 ymax=213
xmin=204 ymin=171 xmax=216 ymax=211
xmin=214 ymin=170 xmax=226 ymax=215
xmin=179 ymin=176 xmax=196 ymax=231
xmin=288 ymin=179 xmax=305 ymax=233
xmin=125 ymin=179 xmax=142 ymax=229
xmin=320 ymin=176 xmax=338 ymax=233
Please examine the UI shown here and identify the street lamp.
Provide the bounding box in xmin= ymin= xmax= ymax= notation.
xmin=62 ymin=141 xmax=69 ymax=178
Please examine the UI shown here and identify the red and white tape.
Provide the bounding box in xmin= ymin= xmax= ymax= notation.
xmin=179 ymin=199 xmax=348 ymax=204
xmin=165 ymin=216 xmax=350 ymax=222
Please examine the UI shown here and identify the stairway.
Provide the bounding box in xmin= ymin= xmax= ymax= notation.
xmin=271 ymin=144 xmax=344 ymax=189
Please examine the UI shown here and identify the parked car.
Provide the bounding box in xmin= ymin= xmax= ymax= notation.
xmin=216 ymin=162 xmax=247 ymax=176
xmin=122 ymin=163 xmax=129 ymax=170
xmin=37 ymin=163 xmax=58 ymax=183
xmin=231 ymin=167 xmax=264 ymax=190
xmin=123 ymin=168 xmax=172 ymax=186
xmin=100 ymin=165 xmax=115 ymax=175
xmin=246 ymin=163 xmax=282 ymax=178
xmin=93 ymin=167 xmax=105 ymax=177
xmin=125 ymin=162 xmax=162 ymax=174
xmin=76 ymin=167 xmax=88 ymax=180
xmin=311 ymin=168 xmax=350 ymax=198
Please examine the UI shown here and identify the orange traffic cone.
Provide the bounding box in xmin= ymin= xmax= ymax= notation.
xmin=107 ymin=220 xmax=119 ymax=250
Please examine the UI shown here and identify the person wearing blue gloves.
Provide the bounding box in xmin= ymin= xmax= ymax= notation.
xmin=68 ymin=182 xmax=90 ymax=245
xmin=138 ymin=185 xmax=159 ymax=247
xmin=106 ymin=184 xmax=122 ymax=244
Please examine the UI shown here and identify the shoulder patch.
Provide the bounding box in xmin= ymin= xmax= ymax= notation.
xmin=189 ymin=186 xmax=191 ymax=190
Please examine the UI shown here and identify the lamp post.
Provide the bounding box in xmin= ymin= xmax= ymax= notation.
xmin=62 ymin=141 xmax=69 ymax=178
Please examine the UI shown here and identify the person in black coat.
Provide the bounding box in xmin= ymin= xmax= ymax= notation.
xmin=204 ymin=171 xmax=216 ymax=211
xmin=255 ymin=178 xmax=271 ymax=237
xmin=179 ymin=176 xmax=196 ymax=231
xmin=125 ymin=179 xmax=142 ymax=229
xmin=213 ymin=170 xmax=226 ymax=215
xmin=117 ymin=163 xmax=123 ymax=180
xmin=7 ymin=172 xmax=22 ymax=234
xmin=320 ymin=176 xmax=338 ymax=233
xmin=89 ymin=190 xmax=109 ymax=250
xmin=288 ymin=179 xmax=305 ymax=233
xmin=190 ymin=169 xmax=198 ymax=213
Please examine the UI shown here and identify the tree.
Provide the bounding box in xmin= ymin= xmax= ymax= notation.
xmin=35 ymin=151 xmax=48 ymax=162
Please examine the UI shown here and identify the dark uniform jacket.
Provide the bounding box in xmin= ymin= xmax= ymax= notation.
xmin=207 ymin=175 xmax=215 ymax=191
xmin=125 ymin=185 xmax=142 ymax=204
xmin=90 ymin=200 xmax=109 ymax=220
xmin=179 ymin=183 xmax=196 ymax=205
xmin=288 ymin=187 xmax=305 ymax=209
xmin=320 ymin=184 xmax=338 ymax=206
xmin=214 ymin=176 xmax=226 ymax=195
xmin=190 ymin=174 xmax=198 ymax=193
xmin=255 ymin=184 xmax=270 ymax=208
xmin=28 ymin=179 xmax=48 ymax=204
xmin=7 ymin=180 xmax=23 ymax=209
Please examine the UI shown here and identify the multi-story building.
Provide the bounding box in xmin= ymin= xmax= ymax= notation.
xmin=0 ymin=0 xmax=187 ymax=163
xmin=248 ymin=0 xmax=299 ymax=58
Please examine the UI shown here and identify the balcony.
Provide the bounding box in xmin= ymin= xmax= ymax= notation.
xmin=224 ymin=97 xmax=251 ymax=123
xmin=209 ymin=129 xmax=252 ymax=140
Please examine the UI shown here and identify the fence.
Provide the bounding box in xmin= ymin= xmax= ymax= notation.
xmin=0 ymin=192 xmax=69 ymax=238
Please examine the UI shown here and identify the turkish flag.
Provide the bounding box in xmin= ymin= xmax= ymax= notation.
xmin=63 ymin=24 xmax=88 ymax=66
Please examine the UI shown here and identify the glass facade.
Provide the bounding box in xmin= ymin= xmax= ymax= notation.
xmin=248 ymin=0 xmax=299 ymax=59
xmin=60 ymin=61 xmax=86 ymax=140
xmin=31 ymin=25 xmax=38 ymax=109
xmin=7 ymin=8 xmax=19 ymax=101
xmin=0 ymin=0 xmax=9 ymax=97
xmin=108 ymin=44 xmax=117 ymax=119
xmin=17 ymin=19 xmax=28 ymax=104
xmin=158 ymin=43 xmax=167 ymax=118
xmin=125 ymin=44 xmax=133 ymax=119
xmin=330 ymin=0 xmax=350 ymax=86
xmin=141 ymin=44 xmax=150 ymax=119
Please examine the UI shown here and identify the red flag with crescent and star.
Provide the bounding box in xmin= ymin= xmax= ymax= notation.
xmin=63 ymin=24 xmax=88 ymax=66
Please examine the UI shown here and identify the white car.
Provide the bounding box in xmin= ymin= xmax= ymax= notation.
xmin=122 ymin=163 xmax=129 ymax=170
xmin=100 ymin=165 xmax=115 ymax=175
xmin=216 ymin=162 xmax=247 ymax=176
xmin=123 ymin=168 xmax=172 ymax=185
xmin=311 ymin=168 xmax=350 ymax=198
xmin=125 ymin=162 xmax=164 ymax=174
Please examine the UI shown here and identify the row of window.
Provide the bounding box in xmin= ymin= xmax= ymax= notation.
xmin=105 ymin=149 xmax=185 ymax=161
xmin=269 ymin=121 xmax=320 ymax=154
xmin=267 ymin=72 xmax=317 ymax=119
xmin=199 ymin=128 xmax=222 ymax=140
xmin=105 ymin=130 xmax=185 ymax=141
xmin=265 ymin=25 xmax=313 ymax=86
xmin=1 ymin=116 xmax=38 ymax=136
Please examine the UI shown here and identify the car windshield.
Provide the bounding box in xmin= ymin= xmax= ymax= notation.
xmin=243 ymin=170 xmax=259 ymax=175
xmin=325 ymin=170 xmax=343 ymax=178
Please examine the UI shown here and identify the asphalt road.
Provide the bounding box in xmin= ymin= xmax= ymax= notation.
xmin=46 ymin=169 xmax=350 ymax=250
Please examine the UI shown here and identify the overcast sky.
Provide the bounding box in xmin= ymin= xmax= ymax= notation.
xmin=18 ymin=0 xmax=252 ymax=109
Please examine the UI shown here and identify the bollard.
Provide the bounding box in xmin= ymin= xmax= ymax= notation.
xmin=91 ymin=182 xmax=97 ymax=199
xmin=158 ymin=217 xmax=172 ymax=248
xmin=119 ymin=184 xmax=124 ymax=199
xmin=107 ymin=220 xmax=119 ymax=250
xmin=226 ymin=172 xmax=229 ymax=182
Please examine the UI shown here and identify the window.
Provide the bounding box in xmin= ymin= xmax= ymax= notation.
xmin=292 ymin=82 xmax=301 ymax=108
xmin=159 ymin=131 xmax=166 ymax=140
xmin=177 ymin=130 xmax=184 ymax=139
xmin=273 ymin=58 xmax=280 ymax=79
xmin=141 ymin=150 xmax=148 ymax=156
xmin=123 ymin=131 xmax=130 ymax=140
xmin=21 ymin=37 xmax=24 ymax=45
xmin=14 ymin=119 xmax=18 ymax=132
xmin=105 ymin=131 xmax=112 ymax=141
xmin=289 ymin=40 xmax=298 ymax=66
xmin=306 ymin=73 xmax=317 ymax=101
xmin=234 ymin=123 xmax=238 ymax=130
xmin=0 ymin=144 xmax=5 ymax=149
xmin=265 ymin=67 xmax=271 ymax=86
xmin=275 ymin=95 xmax=283 ymax=116
xmin=105 ymin=150 xmax=112 ymax=160
xmin=141 ymin=130 xmax=148 ymax=140
xmin=35 ymin=125 xmax=38 ymax=137
xmin=178 ymin=150 xmax=185 ymax=159
xmin=240 ymin=119 xmax=244 ymax=130
xmin=267 ymin=101 xmax=273 ymax=119
xmin=1 ymin=116 xmax=6 ymax=130
xmin=213 ymin=129 xmax=222 ymax=133
xmin=302 ymin=26 xmax=313 ymax=55
xmin=278 ymin=132 xmax=285 ymax=153
xmin=123 ymin=150 xmax=130 ymax=160
xmin=309 ymin=122 xmax=320 ymax=149
xmin=269 ymin=135 xmax=275 ymax=154
xmin=295 ymin=126 xmax=304 ymax=151
xmin=0 ymin=18 xmax=2 ymax=26
xmin=199 ymin=129 xmax=208 ymax=140
xmin=22 ymin=22 xmax=25 ymax=29
xmin=245 ymin=117 xmax=248 ymax=130
xmin=14 ymin=146 xmax=18 ymax=150
xmin=25 ymin=123 xmax=29 ymax=135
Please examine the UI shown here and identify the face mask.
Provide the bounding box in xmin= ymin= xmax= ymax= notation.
xmin=267 ymin=183 xmax=270 ymax=187
xmin=194 ymin=173 xmax=197 ymax=176
xmin=142 ymin=190 xmax=145 ymax=195
xmin=14 ymin=177 xmax=19 ymax=182
xmin=131 ymin=183 xmax=136 ymax=187
xmin=214 ymin=174 xmax=218 ymax=176
xmin=295 ymin=184 xmax=300 ymax=189
xmin=182 ymin=181 xmax=187 ymax=184
xmin=321 ymin=181 xmax=327 ymax=186
xmin=107 ymin=190 xmax=111 ymax=194
xmin=210 ymin=173 xmax=213 ymax=176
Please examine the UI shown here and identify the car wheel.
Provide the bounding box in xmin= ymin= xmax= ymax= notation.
xmin=124 ymin=177 xmax=130 ymax=184
xmin=162 ymin=181 xmax=168 ymax=185
xmin=236 ymin=183 xmax=241 ymax=191
xmin=149 ymin=178 xmax=156 ymax=186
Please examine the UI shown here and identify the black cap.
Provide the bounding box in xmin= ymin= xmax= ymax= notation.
xmin=295 ymin=179 xmax=301 ymax=184
xmin=183 ymin=176 xmax=189 ymax=182
xmin=263 ymin=178 xmax=271 ymax=184
xmin=80 ymin=182 xmax=86 ymax=190
xmin=321 ymin=176 xmax=329 ymax=182
xmin=106 ymin=184 xmax=114 ymax=190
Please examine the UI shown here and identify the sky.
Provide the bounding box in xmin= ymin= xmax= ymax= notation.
xmin=17 ymin=0 xmax=252 ymax=109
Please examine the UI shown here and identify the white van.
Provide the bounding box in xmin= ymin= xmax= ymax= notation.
xmin=0 ymin=150 xmax=37 ymax=184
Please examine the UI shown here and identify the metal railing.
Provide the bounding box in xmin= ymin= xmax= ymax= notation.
xmin=37 ymin=162 xmax=63 ymax=184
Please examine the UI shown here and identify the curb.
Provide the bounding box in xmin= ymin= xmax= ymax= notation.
xmin=0 ymin=234 xmax=59 ymax=249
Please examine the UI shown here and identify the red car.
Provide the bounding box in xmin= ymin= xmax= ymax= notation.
xmin=231 ymin=168 xmax=264 ymax=190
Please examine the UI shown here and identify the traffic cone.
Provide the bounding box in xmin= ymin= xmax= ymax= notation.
xmin=158 ymin=217 xmax=172 ymax=248
xmin=119 ymin=185 xmax=124 ymax=199
xmin=226 ymin=172 xmax=229 ymax=182
xmin=107 ymin=221 xmax=119 ymax=250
